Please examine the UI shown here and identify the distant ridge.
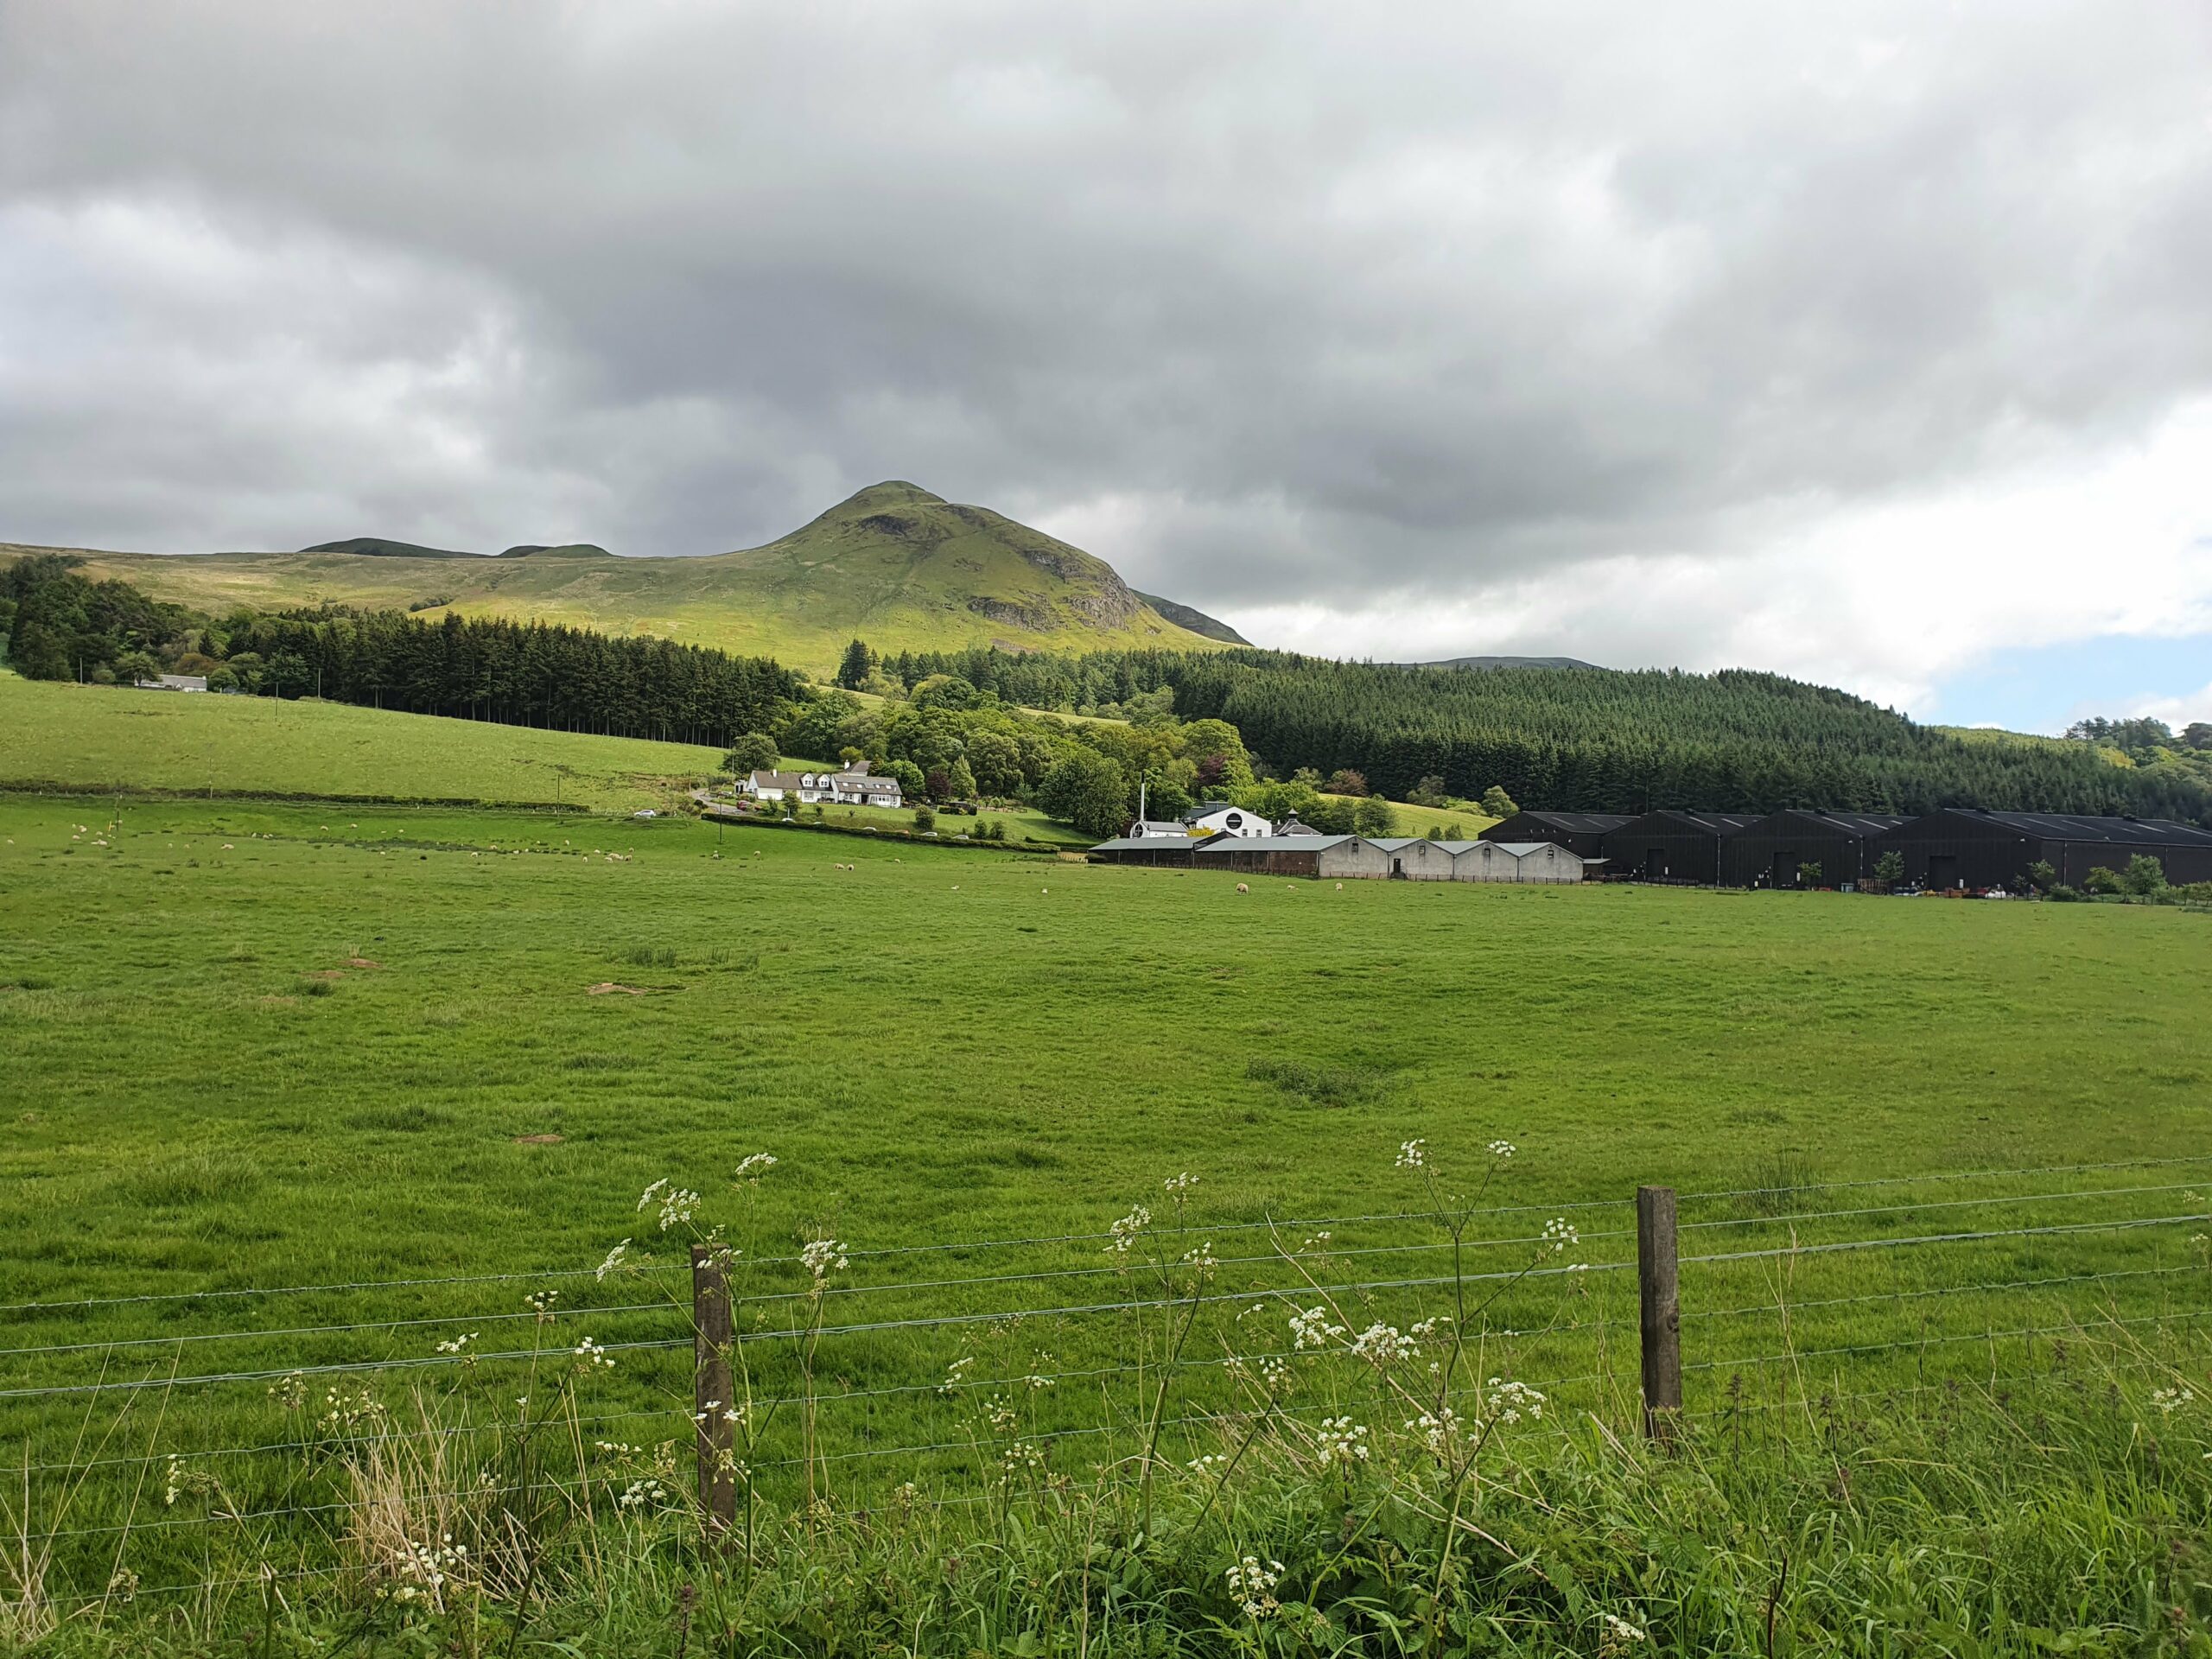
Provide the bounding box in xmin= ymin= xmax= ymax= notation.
xmin=1415 ymin=654 xmax=1603 ymax=671
xmin=7 ymin=481 xmax=1226 ymax=673
xmin=1135 ymin=591 xmax=1250 ymax=645
xmin=300 ymin=536 xmax=475 ymax=560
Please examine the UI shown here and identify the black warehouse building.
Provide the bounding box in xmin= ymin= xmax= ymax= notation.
xmin=1600 ymin=811 xmax=1762 ymax=884
xmin=1720 ymin=811 xmax=1909 ymax=889
xmin=1872 ymin=810 xmax=2212 ymax=891
xmin=1478 ymin=812 xmax=1630 ymax=860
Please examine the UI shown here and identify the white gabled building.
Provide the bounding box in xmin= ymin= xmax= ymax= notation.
xmin=1181 ymin=804 xmax=1268 ymax=839
xmin=1128 ymin=820 xmax=1192 ymax=839
xmin=741 ymin=768 xmax=904 ymax=807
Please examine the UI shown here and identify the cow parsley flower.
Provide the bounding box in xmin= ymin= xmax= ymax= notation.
xmin=801 ymin=1237 xmax=849 ymax=1283
xmin=1488 ymin=1140 xmax=1516 ymax=1160
xmin=1405 ymin=1407 xmax=1460 ymax=1459
xmin=1484 ymin=1379 xmax=1545 ymax=1425
xmin=594 ymin=1239 xmax=632 ymax=1281
xmin=1289 ymin=1307 xmax=1346 ymax=1351
xmin=1103 ymin=1205 xmax=1151 ymax=1255
xmin=433 ymin=1331 xmax=478 ymax=1356
xmin=573 ymin=1337 xmax=613 ymax=1370
xmin=734 ymin=1152 xmax=778 ymax=1185
xmin=1350 ymin=1323 xmax=1418 ymax=1365
xmin=2151 ymin=1387 xmax=2195 ymax=1414
xmin=1395 ymin=1139 xmax=1427 ymax=1169
xmin=1541 ymin=1217 xmax=1579 ymax=1255
xmin=1226 ymin=1554 xmax=1284 ymax=1618
xmin=1314 ymin=1416 xmax=1370 ymax=1467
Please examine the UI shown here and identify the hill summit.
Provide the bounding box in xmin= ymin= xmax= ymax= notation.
xmin=0 ymin=482 xmax=1238 ymax=672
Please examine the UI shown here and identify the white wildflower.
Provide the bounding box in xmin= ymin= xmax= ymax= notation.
xmin=655 ymin=1188 xmax=700 ymax=1231
xmin=433 ymin=1331 xmax=478 ymax=1356
xmin=734 ymin=1152 xmax=778 ymax=1185
xmin=1488 ymin=1140 xmax=1516 ymax=1160
xmin=1405 ymin=1407 xmax=1461 ymax=1459
xmin=1395 ymin=1138 xmax=1427 ymax=1169
xmin=2150 ymin=1387 xmax=2194 ymax=1414
xmin=1314 ymin=1416 xmax=1370 ymax=1468
xmin=1541 ymin=1217 xmax=1580 ymax=1255
xmin=1226 ymin=1554 xmax=1284 ymax=1619
xmin=1104 ymin=1205 xmax=1151 ymax=1255
xmin=1600 ymin=1611 xmax=1648 ymax=1649
xmin=1350 ymin=1323 xmax=1418 ymax=1365
xmin=1163 ymin=1172 xmax=1200 ymax=1195
xmin=1484 ymin=1378 xmax=1546 ymax=1426
xmin=941 ymin=1356 xmax=976 ymax=1395
xmin=1180 ymin=1241 xmax=1218 ymax=1272
xmin=1289 ymin=1306 xmax=1346 ymax=1351
xmin=595 ymin=1239 xmax=632 ymax=1281
xmin=573 ymin=1336 xmax=613 ymax=1370
xmin=800 ymin=1237 xmax=849 ymax=1283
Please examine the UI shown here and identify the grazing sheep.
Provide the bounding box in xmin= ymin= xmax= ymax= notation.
xmin=1236 ymin=882 xmax=1249 ymax=893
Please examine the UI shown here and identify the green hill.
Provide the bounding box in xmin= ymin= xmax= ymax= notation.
xmin=1 ymin=483 xmax=1223 ymax=674
xmin=0 ymin=673 xmax=726 ymax=812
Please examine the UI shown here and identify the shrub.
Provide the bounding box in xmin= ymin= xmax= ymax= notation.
xmin=912 ymin=806 xmax=936 ymax=834
xmin=1407 ymin=774 xmax=1449 ymax=808
xmin=2122 ymin=854 xmax=2168 ymax=896
xmin=2082 ymin=866 xmax=2124 ymax=895
xmin=1325 ymin=768 xmax=1370 ymax=797
xmin=722 ymin=733 xmax=779 ymax=775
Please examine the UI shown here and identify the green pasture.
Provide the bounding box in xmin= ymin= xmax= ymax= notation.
xmin=3 ymin=791 xmax=2210 ymax=1649
xmin=0 ymin=674 xmax=727 ymax=812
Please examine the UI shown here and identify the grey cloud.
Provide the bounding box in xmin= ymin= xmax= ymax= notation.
xmin=3 ymin=0 xmax=2209 ymax=663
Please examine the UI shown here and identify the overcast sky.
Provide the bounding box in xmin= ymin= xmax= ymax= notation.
xmin=3 ymin=3 xmax=2209 ymax=729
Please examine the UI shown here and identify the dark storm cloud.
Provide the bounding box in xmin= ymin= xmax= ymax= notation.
xmin=3 ymin=1 xmax=2209 ymax=685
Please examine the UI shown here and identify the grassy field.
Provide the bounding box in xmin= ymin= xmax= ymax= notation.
xmin=0 ymin=674 xmax=732 ymax=812
xmin=3 ymin=789 xmax=2209 ymax=1650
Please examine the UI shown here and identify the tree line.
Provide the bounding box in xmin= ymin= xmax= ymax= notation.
xmin=867 ymin=643 xmax=2212 ymax=825
xmin=2 ymin=555 xmax=797 ymax=748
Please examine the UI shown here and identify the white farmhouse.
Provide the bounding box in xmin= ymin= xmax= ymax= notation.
xmin=742 ymin=769 xmax=905 ymax=808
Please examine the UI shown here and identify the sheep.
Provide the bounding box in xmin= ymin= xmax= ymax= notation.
xmin=1236 ymin=882 xmax=1249 ymax=893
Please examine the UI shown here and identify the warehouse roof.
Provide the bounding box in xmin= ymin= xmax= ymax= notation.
xmin=1750 ymin=811 xmax=1911 ymax=836
xmin=1490 ymin=811 xmax=1633 ymax=833
xmin=1915 ymin=810 xmax=2212 ymax=846
xmin=1611 ymin=811 xmax=1763 ymax=835
xmin=1193 ymin=835 xmax=1359 ymax=852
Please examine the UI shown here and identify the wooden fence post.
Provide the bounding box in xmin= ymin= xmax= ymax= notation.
xmin=1637 ymin=1185 xmax=1681 ymax=1441
xmin=691 ymin=1244 xmax=736 ymax=1536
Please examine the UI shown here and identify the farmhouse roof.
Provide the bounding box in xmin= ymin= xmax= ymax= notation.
xmin=748 ymin=770 xmax=811 ymax=790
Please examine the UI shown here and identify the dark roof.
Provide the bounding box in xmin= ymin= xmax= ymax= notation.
xmin=1491 ymin=811 xmax=1633 ymax=834
xmin=1182 ymin=803 xmax=1254 ymax=822
xmin=1611 ymin=810 xmax=1762 ymax=836
xmin=1916 ymin=810 xmax=2212 ymax=847
xmin=1745 ymin=811 xmax=1910 ymax=836
xmin=1193 ymin=835 xmax=1357 ymax=853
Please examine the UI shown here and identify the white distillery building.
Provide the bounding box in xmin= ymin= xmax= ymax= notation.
xmin=1182 ymin=804 xmax=1271 ymax=839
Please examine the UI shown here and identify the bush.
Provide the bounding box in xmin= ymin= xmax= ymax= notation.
xmin=2046 ymin=884 xmax=2083 ymax=901
xmin=1479 ymin=784 xmax=1517 ymax=818
xmin=2082 ymin=866 xmax=2124 ymax=895
xmin=2123 ymin=853 xmax=2168 ymax=896
xmin=1795 ymin=861 xmax=1822 ymax=887
xmin=911 ymin=806 xmax=936 ymax=835
xmin=1325 ymin=768 xmax=1370 ymax=797
xmin=1407 ymin=774 xmax=1449 ymax=808
xmin=2025 ymin=860 xmax=2058 ymax=893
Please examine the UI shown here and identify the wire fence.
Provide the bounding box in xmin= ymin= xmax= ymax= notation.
xmin=5 ymin=1157 xmax=2208 ymax=1607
